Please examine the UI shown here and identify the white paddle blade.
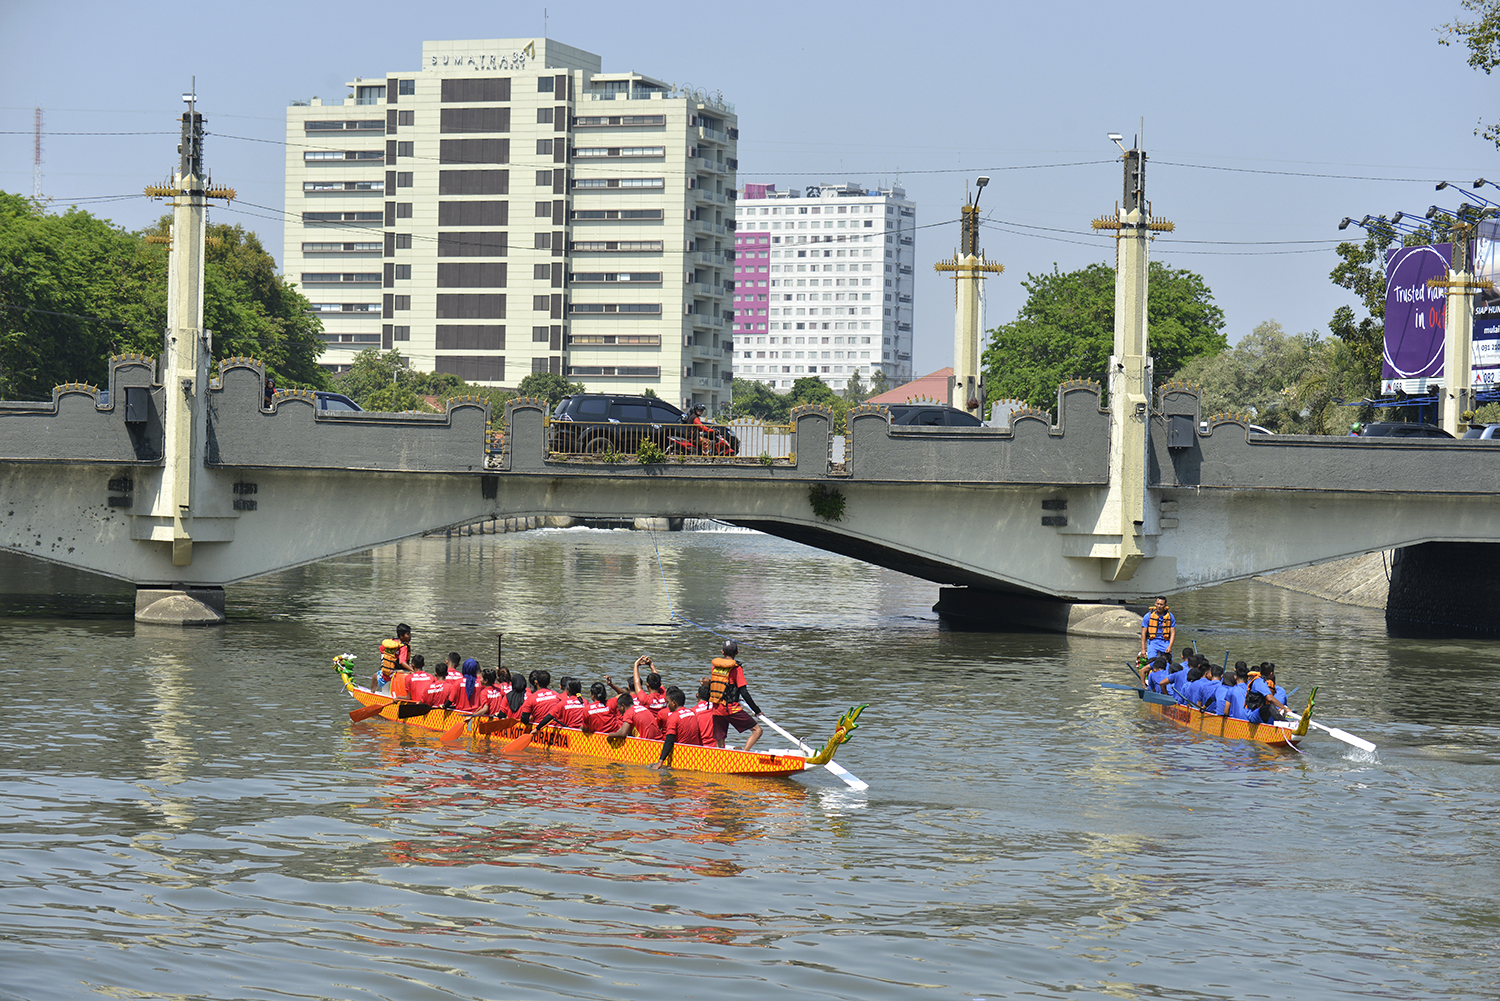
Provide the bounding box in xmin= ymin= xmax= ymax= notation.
xmin=1316 ymin=722 xmax=1377 ymax=753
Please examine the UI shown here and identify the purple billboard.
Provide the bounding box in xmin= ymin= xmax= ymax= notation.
xmin=1382 ymin=243 xmax=1451 ymax=393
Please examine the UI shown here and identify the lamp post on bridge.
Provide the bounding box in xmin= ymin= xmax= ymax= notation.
xmin=934 ymin=177 xmax=1003 ymax=413
xmin=1089 ymin=134 xmax=1174 ymax=582
xmin=142 ymin=87 xmax=235 ymax=570
xmin=1427 ymin=189 xmax=1497 ymax=435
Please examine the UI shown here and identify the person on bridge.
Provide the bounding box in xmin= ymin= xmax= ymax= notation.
xmin=708 ymin=640 xmax=763 ymax=751
xmin=1139 ymin=598 xmax=1176 ymax=661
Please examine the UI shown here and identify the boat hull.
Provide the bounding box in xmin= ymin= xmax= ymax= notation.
xmin=1144 ymin=699 xmax=1302 ymax=747
xmin=344 ymin=684 xmax=810 ymax=777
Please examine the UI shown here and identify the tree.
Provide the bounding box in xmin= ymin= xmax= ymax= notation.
xmin=0 ymin=195 xmax=327 ymax=400
xmin=981 ymin=262 xmax=1227 ymax=409
xmin=1173 ymin=320 xmax=1323 ymax=431
xmin=787 ymin=375 xmax=839 ymax=407
xmin=516 ymin=371 xmax=584 ymax=406
xmin=1440 ymin=0 xmax=1500 ymax=147
xmin=337 ymin=349 xmax=412 ymax=407
xmin=869 ymin=369 xmax=890 ymax=397
xmin=843 ymin=369 xmax=866 ymax=402
xmin=728 ymin=378 xmax=789 ymax=421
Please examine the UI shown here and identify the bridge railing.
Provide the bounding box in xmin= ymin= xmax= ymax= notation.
xmin=546 ymin=418 xmax=796 ymax=463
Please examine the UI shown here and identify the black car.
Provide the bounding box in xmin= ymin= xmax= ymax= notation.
xmin=1357 ymin=422 xmax=1454 ymax=439
xmin=885 ymin=404 xmax=984 ymax=427
xmin=550 ymin=394 xmax=739 ymax=455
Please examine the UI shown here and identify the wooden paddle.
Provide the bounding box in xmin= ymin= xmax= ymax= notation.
xmin=440 ymin=712 xmax=473 ymax=742
xmin=349 ymin=703 xmax=388 ymax=722
xmin=501 ymin=730 xmax=533 ymax=754
xmin=397 ymin=702 xmax=436 ymax=719
xmin=1100 ymin=682 xmax=1178 ymax=707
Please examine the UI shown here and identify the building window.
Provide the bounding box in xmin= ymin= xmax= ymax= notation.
xmin=396 ymin=172 xmax=413 ymax=187
xmin=355 ymin=85 xmax=385 ymax=105
xmin=537 ymin=107 xmax=554 ymax=124
xmin=397 ymin=111 xmax=414 ymax=127
xmin=398 ymin=79 xmax=415 ymax=96
xmin=533 ymin=295 xmax=551 ymax=311
xmin=395 ymin=233 xmax=412 ymax=249
xmin=536 ymin=170 xmax=553 ymax=186
xmin=533 ymin=325 xmax=550 ymax=342
xmin=536 ymin=139 xmax=553 ymax=156
xmin=394 ymin=264 xmax=411 ymax=280
xmin=534 ymin=264 xmax=551 ymax=280
xmin=393 ymin=325 xmax=410 ymax=340
xmin=535 ymin=201 xmax=553 ymax=218
xmin=534 ymin=232 xmax=551 ymax=250
xmin=393 ymin=296 xmax=410 ymax=310
xmin=538 ymin=76 xmax=555 ymax=92
xmin=395 ymin=203 xmax=412 ymax=219
xmin=397 ymin=141 xmax=413 ymax=157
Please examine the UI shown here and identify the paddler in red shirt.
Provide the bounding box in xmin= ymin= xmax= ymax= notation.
xmin=450 ymin=658 xmax=485 ymax=713
xmin=584 ymin=682 xmax=623 ymax=734
xmin=518 ymin=669 xmax=563 ymax=725
xmin=608 ymin=691 xmax=661 ymax=739
xmin=556 ymin=679 xmax=588 ymax=728
xmin=708 ymin=640 xmax=763 ymax=751
xmin=651 ymin=687 xmax=705 ymax=769
xmin=632 ymin=657 xmax=670 ymax=722
xmin=394 ymin=624 xmax=413 ymax=668
xmin=419 ymin=661 xmax=452 ymax=707
xmin=405 ymin=655 xmax=435 ymax=704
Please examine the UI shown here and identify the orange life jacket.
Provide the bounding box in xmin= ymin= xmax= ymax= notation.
xmin=1144 ymin=608 xmax=1172 ymax=640
xmin=709 ymin=657 xmax=740 ymax=706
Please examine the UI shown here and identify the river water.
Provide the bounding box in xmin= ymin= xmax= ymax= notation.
xmin=2 ymin=527 xmax=1498 ymax=1001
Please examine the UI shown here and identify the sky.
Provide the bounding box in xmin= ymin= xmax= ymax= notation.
xmin=2 ymin=0 xmax=1496 ymax=379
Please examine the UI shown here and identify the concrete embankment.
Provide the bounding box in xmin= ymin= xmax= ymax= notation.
xmin=1254 ymin=551 xmax=1391 ymax=609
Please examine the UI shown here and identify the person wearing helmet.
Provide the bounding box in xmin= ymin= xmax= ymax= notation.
xmin=707 ymin=640 xmax=763 ymax=751
xmin=1349 ymin=422 xmax=1364 ymax=436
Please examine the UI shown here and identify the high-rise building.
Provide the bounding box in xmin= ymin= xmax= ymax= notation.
xmin=731 ymin=182 xmax=915 ymax=392
xmin=284 ymin=38 xmax=738 ymax=412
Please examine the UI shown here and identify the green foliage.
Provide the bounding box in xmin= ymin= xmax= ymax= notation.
xmin=843 ymin=369 xmax=866 ymax=402
xmin=729 ymin=378 xmax=790 ymax=421
xmin=1440 ymin=0 xmax=1500 ymax=147
xmin=601 ymin=443 xmax=622 ymax=464
xmin=808 ymin=484 xmax=846 ymax=522
xmin=516 ymin=371 xmax=584 ymax=405
xmin=981 ymin=262 xmax=1226 ymax=409
xmin=759 ymin=450 xmax=774 ymax=466
xmin=1472 ymin=402 xmax=1500 ymax=422
xmin=637 ymin=437 xmax=666 ymax=464
xmin=335 ymin=347 xmax=514 ymax=426
xmin=364 ymin=384 xmax=426 ymax=413
xmin=0 ymin=195 xmax=326 ymax=400
xmin=1173 ymin=321 xmax=1322 ymax=431
xmin=868 ymin=369 xmax=890 ymax=397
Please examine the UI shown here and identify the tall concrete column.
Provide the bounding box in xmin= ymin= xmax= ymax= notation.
xmin=1439 ymin=266 xmax=1476 ymax=436
xmin=935 ymin=192 xmax=1002 ymax=413
xmin=1089 ymin=147 xmax=1171 ymax=582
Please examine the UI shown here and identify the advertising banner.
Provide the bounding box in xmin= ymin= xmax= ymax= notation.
xmin=1382 ymin=243 xmax=1451 ymax=393
xmin=1472 ymin=220 xmax=1500 ymax=388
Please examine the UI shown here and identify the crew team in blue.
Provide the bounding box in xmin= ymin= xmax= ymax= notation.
xmin=1139 ymin=651 xmax=1290 ymax=725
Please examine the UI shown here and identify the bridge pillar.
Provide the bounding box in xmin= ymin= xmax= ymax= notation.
xmin=1385 ymin=542 xmax=1500 ymax=637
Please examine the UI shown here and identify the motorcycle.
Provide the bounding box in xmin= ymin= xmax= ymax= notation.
xmin=667 ymin=417 xmax=738 ymax=456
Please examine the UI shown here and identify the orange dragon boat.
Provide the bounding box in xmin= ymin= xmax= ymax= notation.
xmin=336 ymin=656 xmax=866 ymax=778
xmin=1143 ymin=698 xmax=1309 ymax=748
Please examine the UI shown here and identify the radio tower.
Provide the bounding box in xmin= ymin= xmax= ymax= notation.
xmin=32 ymin=107 xmax=42 ymax=199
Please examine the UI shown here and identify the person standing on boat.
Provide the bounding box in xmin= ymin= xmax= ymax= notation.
xmin=708 ymin=640 xmax=764 ymax=751
xmin=1139 ymin=598 xmax=1176 ymax=662
xmin=374 ymin=638 xmax=402 ymax=694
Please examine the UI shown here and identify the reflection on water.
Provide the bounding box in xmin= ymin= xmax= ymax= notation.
xmin=2 ymin=532 xmax=1500 ymax=1000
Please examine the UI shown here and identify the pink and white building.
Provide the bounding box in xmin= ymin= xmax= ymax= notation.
xmin=732 ymin=182 xmax=915 ymax=393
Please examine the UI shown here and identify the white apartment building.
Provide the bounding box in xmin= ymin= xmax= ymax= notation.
xmin=732 ymin=182 xmax=915 ymax=393
xmin=284 ymin=37 xmax=738 ymax=412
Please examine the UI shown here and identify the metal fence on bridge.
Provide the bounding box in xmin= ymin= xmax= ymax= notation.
xmin=544 ymin=417 xmax=797 ymax=464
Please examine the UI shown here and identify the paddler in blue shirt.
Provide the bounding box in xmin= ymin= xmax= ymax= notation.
xmin=1191 ymin=664 xmax=1224 ymax=711
xmin=1144 ymin=655 xmax=1172 ymax=693
xmin=1213 ymin=665 xmax=1240 ymax=716
xmin=1224 ymin=663 xmax=1252 ymax=720
xmin=1248 ymin=663 xmax=1288 ymax=720
xmin=1165 ymin=656 xmax=1194 ymax=704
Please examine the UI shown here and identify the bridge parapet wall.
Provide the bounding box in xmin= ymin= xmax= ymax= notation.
xmin=206 ymin=360 xmax=489 ymax=472
xmin=0 ymin=354 xmax=163 ymax=463
xmin=844 ymin=380 xmax=1108 ymax=483
xmin=1151 ymin=382 xmax=1500 ymax=493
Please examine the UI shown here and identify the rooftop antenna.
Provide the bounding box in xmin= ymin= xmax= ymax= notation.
xmin=32 ymin=107 xmax=42 ymax=200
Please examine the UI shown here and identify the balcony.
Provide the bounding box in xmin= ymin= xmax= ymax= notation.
xmin=697 ymin=126 xmax=727 ymax=143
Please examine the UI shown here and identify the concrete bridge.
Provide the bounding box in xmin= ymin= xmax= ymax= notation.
xmin=2 ymin=121 xmax=1496 ymax=631
xmin=3 ymin=354 xmax=1499 ymax=630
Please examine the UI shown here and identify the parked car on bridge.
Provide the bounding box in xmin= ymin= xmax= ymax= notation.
xmin=1461 ymin=423 xmax=1500 ymax=439
xmin=314 ymin=391 xmax=362 ymax=412
xmin=550 ymin=393 xmax=739 ymax=456
xmin=885 ymin=404 xmax=984 ymax=427
xmin=1357 ymin=422 xmax=1454 ymax=439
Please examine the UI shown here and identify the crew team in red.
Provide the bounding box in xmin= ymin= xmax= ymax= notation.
xmin=370 ymin=630 xmax=765 ymax=768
